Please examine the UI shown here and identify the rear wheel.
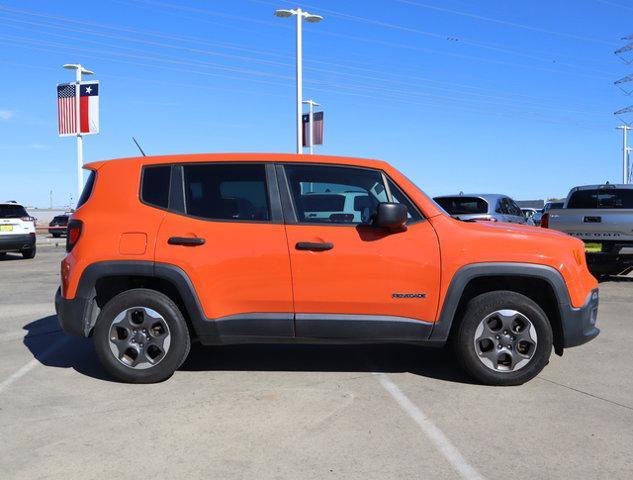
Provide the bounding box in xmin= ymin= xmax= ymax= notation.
xmin=454 ymin=291 xmax=552 ymax=386
xmin=21 ymin=246 xmax=36 ymax=259
xmin=94 ymin=289 xmax=191 ymax=383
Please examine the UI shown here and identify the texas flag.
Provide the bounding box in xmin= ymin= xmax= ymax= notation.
xmin=79 ymin=81 xmax=99 ymax=135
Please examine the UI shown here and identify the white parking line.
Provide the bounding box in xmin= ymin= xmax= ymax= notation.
xmin=376 ymin=373 xmax=485 ymax=480
xmin=0 ymin=337 xmax=69 ymax=394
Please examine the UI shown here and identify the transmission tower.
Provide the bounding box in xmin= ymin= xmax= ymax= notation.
xmin=614 ymin=36 xmax=633 ymax=184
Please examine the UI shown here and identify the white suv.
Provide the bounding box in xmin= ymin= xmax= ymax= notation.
xmin=0 ymin=202 xmax=36 ymax=259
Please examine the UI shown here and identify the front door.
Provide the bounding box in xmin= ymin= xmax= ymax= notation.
xmin=280 ymin=163 xmax=441 ymax=340
xmin=155 ymin=162 xmax=294 ymax=338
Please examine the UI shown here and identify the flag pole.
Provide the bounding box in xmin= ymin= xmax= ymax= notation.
xmin=63 ymin=64 xmax=93 ymax=197
xmin=75 ymin=66 xmax=83 ymax=197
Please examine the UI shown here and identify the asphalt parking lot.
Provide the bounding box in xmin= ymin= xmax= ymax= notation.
xmin=1 ymin=242 xmax=632 ymax=479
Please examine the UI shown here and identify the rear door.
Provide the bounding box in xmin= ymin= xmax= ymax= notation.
xmin=154 ymin=162 xmax=294 ymax=337
xmin=279 ymin=163 xmax=441 ymax=340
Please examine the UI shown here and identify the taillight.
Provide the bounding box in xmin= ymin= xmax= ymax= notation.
xmin=66 ymin=220 xmax=83 ymax=252
xmin=541 ymin=213 xmax=549 ymax=228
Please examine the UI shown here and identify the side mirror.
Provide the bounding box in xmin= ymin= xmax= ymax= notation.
xmin=373 ymin=202 xmax=407 ymax=231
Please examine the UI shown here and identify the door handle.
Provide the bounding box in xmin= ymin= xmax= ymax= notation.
xmin=295 ymin=242 xmax=333 ymax=251
xmin=583 ymin=216 xmax=601 ymax=223
xmin=168 ymin=236 xmax=205 ymax=246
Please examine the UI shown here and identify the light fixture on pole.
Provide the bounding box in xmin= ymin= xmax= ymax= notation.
xmin=63 ymin=64 xmax=94 ymax=196
xmin=275 ymin=7 xmax=323 ymax=154
xmin=302 ymin=99 xmax=320 ymax=154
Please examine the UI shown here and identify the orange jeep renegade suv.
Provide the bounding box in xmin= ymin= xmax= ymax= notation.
xmin=55 ymin=154 xmax=599 ymax=385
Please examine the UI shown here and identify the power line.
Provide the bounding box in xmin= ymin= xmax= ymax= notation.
xmin=0 ymin=25 xmax=607 ymax=117
xmin=0 ymin=34 xmax=611 ymax=129
xmin=0 ymin=11 xmax=609 ymax=112
xmin=393 ymin=0 xmax=617 ymax=46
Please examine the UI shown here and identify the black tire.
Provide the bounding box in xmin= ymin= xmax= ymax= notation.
xmin=52 ymin=233 xmax=61 ymax=238
xmin=21 ymin=246 xmax=36 ymax=259
xmin=93 ymin=289 xmax=191 ymax=383
xmin=454 ymin=291 xmax=553 ymax=386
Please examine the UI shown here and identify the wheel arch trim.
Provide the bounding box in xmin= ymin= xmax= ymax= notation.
xmin=430 ymin=262 xmax=571 ymax=342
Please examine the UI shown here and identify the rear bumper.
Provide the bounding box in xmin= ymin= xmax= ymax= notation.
xmin=55 ymin=287 xmax=95 ymax=337
xmin=561 ymin=289 xmax=600 ymax=348
xmin=0 ymin=233 xmax=35 ymax=252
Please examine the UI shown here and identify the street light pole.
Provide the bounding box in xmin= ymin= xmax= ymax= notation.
xmin=296 ymin=10 xmax=303 ymax=154
xmin=275 ymin=8 xmax=323 ymax=154
xmin=63 ymin=64 xmax=94 ymax=196
xmin=302 ymin=99 xmax=320 ymax=154
xmin=617 ymin=125 xmax=631 ymax=184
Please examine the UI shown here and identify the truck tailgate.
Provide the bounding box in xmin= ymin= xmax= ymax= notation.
xmin=548 ymin=208 xmax=633 ymax=242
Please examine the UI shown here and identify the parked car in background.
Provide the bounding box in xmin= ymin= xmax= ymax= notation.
xmin=48 ymin=214 xmax=70 ymax=237
xmin=0 ymin=202 xmax=36 ymax=259
xmin=543 ymin=184 xmax=633 ymax=276
xmin=521 ymin=208 xmax=539 ymax=225
xmin=56 ymin=154 xmax=599 ymax=385
xmin=532 ymin=201 xmax=564 ymax=226
xmin=434 ymin=194 xmax=527 ymax=224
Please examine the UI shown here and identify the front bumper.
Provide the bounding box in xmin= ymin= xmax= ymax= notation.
xmin=55 ymin=287 xmax=96 ymax=337
xmin=0 ymin=233 xmax=35 ymax=252
xmin=560 ymin=289 xmax=600 ymax=348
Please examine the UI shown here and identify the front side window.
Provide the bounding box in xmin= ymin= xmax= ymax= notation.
xmin=507 ymin=199 xmax=523 ymax=216
xmin=183 ymin=164 xmax=270 ymax=221
xmin=284 ymin=165 xmax=388 ymax=224
xmin=387 ymin=179 xmax=423 ymax=222
xmin=496 ymin=198 xmax=509 ymax=214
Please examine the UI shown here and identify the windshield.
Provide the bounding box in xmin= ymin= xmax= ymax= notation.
xmin=434 ymin=197 xmax=488 ymax=215
xmin=0 ymin=205 xmax=28 ymax=218
xmin=567 ymin=189 xmax=633 ymax=209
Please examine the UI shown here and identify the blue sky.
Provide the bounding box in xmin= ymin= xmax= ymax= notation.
xmin=0 ymin=0 xmax=631 ymax=207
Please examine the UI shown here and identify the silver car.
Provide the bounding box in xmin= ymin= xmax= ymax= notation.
xmin=434 ymin=194 xmax=527 ymax=224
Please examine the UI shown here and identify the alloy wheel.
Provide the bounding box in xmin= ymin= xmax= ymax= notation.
xmin=473 ymin=309 xmax=538 ymax=372
xmin=108 ymin=307 xmax=171 ymax=369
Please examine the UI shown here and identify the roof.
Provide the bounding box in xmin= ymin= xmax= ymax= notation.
xmin=569 ymin=184 xmax=633 ymax=191
xmin=85 ymin=153 xmax=391 ymax=171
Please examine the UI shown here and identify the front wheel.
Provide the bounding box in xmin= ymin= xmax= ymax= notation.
xmin=454 ymin=291 xmax=552 ymax=386
xmin=93 ymin=289 xmax=191 ymax=383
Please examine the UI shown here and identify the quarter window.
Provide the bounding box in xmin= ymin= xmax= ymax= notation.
xmin=141 ymin=166 xmax=171 ymax=209
xmin=183 ymin=164 xmax=270 ymax=221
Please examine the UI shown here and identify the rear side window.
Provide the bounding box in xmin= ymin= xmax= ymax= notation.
xmin=141 ymin=166 xmax=171 ymax=209
xmin=0 ymin=204 xmax=28 ymax=218
xmin=183 ymin=164 xmax=270 ymax=221
xmin=435 ymin=196 xmax=488 ymax=215
xmin=567 ymin=189 xmax=633 ymax=209
xmin=77 ymin=170 xmax=96 ymax=209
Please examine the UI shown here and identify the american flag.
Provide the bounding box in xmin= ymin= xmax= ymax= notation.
xmin=302 ymin=111 xmax=324 ymax=147
xmin=57 ymin=83 xmax=77 ymax=135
